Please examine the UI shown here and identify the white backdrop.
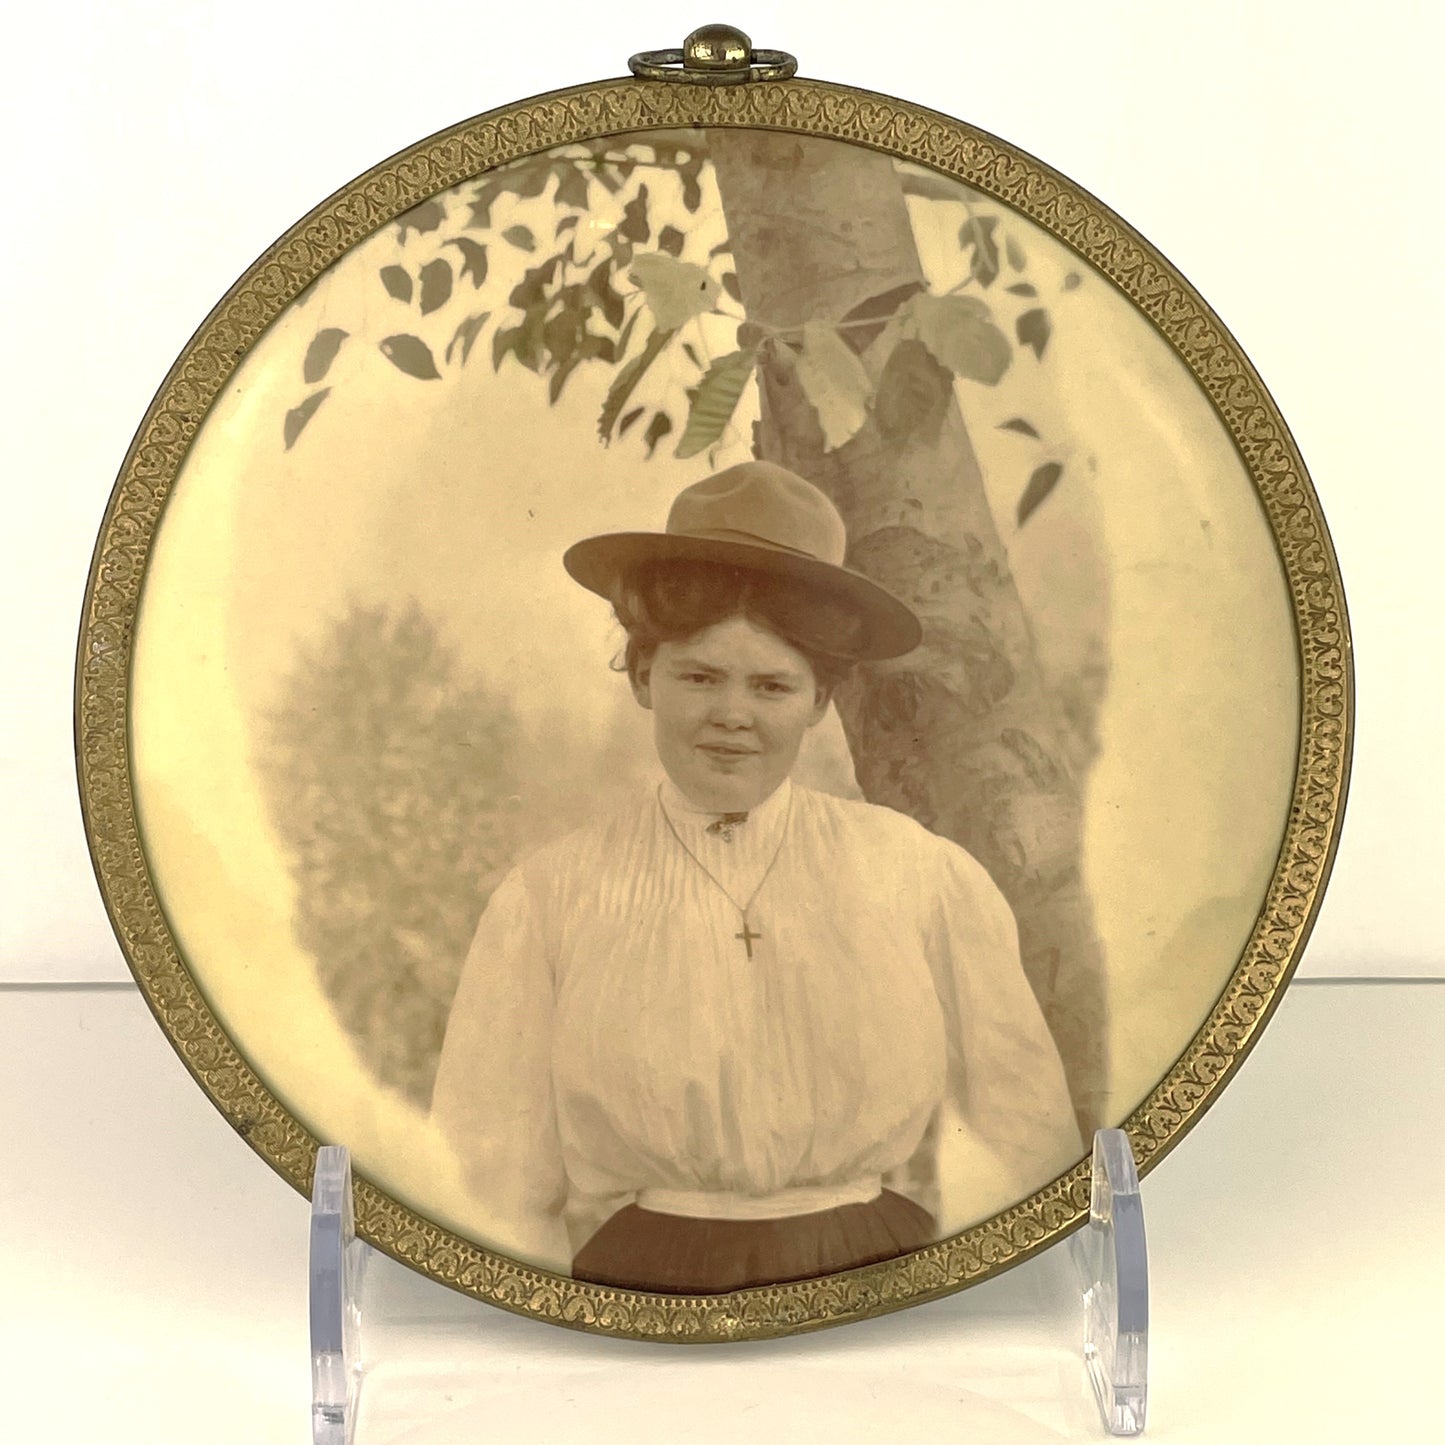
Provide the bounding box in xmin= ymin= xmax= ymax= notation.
xmin=5 ymin=0 xmax=1441 ymax=981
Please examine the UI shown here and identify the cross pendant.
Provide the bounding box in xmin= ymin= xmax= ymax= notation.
xmin=735 ymin=919 xmax=762 ymax=959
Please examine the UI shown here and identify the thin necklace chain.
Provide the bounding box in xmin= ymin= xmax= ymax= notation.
xmin=655 ymin=784 xmax=794 ymax=921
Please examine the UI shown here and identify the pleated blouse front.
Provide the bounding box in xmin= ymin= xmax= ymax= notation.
xmin=431 ymin=780 xmax=1079 ymax=1272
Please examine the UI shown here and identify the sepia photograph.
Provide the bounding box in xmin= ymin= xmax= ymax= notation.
xmin=121 ymin=123 xmax=1299 ymax=1295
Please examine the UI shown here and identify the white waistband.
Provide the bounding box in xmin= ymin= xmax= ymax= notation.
xmin=636 ymin=1177 xmax=883 ymax=1221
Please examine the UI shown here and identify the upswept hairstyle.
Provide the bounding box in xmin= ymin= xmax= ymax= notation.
xmin=612 ymin=558 xmax=865 ymax=695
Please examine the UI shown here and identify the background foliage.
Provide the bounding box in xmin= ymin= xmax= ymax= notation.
xmin=287 ymin=137 xmax=1073 ymax=523
xmin=262 ymin=601 xmax=518 ymax=1104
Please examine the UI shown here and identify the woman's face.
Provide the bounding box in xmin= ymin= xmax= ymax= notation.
xmin=633 ymin=614 xmax=829 ymax=812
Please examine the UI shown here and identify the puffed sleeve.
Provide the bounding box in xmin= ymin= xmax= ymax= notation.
xmin=924 ymin=839 xmax=1084 ymax=1201
xmin=430 ymin=867 xmax=571 ymax=1273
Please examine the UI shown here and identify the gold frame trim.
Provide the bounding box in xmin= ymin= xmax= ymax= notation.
xmin=76 ymin=74 xmax=1352 ymax=1341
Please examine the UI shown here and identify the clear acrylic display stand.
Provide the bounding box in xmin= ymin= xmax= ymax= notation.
xmin=1078 ymin=1130 xmax=1149 ymax=1433
xmin=309 ymin=1147 xmax=368 ymax=1444
xmin=309 ymin=1130 xmax=1148 ymax=1442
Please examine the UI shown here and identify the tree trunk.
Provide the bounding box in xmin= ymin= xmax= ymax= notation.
xmin=709 ymin=130 xmax=1107 ymax=1138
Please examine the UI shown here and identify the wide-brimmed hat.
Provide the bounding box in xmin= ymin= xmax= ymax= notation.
xmin=563 ymin=460 xmax=922 ymax=660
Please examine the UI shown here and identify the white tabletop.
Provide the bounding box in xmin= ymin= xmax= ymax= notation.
xmin=3 ymin=977 xmax=1441 ymax=1443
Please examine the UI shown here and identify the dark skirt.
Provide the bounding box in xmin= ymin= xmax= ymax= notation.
xmin=571 ymin=1189 xmax=936 ymax=1294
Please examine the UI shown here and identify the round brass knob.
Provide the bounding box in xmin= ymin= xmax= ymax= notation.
xmin=683 ymin=24 xmax=752 ymax=71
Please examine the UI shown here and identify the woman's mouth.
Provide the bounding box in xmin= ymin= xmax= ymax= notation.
xmin=698 ymin=743 xmax=759 ymax=759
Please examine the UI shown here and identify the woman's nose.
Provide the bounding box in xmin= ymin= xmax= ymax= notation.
xmin=707 ymin=684 xmax=753 ymax=728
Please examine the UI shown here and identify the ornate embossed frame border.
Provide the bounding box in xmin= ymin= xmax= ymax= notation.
xmin=76 ymin=75 xmax=1352 ymax=1341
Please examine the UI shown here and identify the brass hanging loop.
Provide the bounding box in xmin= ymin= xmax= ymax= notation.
xmin=629 ymin=23 xmax=797 ymax=85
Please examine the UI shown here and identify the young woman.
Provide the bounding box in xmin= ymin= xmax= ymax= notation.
xmin=431 ymin=460 xmax=1079 ymax=1293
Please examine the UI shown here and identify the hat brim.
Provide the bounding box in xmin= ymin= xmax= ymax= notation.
xmin=563 ymin=532 xmax=923 ymax=662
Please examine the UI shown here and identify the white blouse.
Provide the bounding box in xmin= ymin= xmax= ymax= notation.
xmin=431 ymin=780 xmax=1081 ymax=1272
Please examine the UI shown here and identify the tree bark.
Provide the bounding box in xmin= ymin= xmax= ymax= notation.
xmin=709 ymin=130 xmax=1107 ymax=1137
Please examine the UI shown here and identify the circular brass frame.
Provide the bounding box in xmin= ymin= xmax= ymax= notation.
xmin=76 ymin=72 xmax=1352 ymax=1342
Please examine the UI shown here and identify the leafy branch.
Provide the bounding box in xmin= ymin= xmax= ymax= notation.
xmin=284 ymin=142 xmax=1077 ymax=522
xmin=899 ymin=168 xmax=1083 ymax=525
xmin=283 ymin=139 xmax=731 ymax=457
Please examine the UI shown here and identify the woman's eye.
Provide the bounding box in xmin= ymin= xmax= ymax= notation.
xmin=757 ymin=681 xmax=793 ymax=695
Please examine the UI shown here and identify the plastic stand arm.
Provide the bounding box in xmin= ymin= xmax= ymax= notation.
xmin=1074 ymin=1128 xmax=1150 ymax=1434
xmin=309 ymin=1130 xmax=1149 ymax=1440
xmin=309 ymin=1145 xmax=367 ymax=1445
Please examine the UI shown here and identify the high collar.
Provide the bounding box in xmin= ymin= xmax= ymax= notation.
xmin=657 ymin=776 xmax=793 ymax=845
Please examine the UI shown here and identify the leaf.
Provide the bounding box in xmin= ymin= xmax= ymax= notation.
xmin=395 ymin=199 xmax=445 ymax=239
xmin=679 ymin=158 xmax=702 ymax=213
xmin=682 ymin=342 xmax=701 ymax=368
xmin=555 ymin=214 xmax=579 ymax=236
xmin=629 ymin=251 xmax=719 ymax=331
xmin=958 ymin=214 xmax=1000 ymax=287
xmin=597 ymin=327 xmax=674 ymax=441
xmin=1016 ymin=308 xmax=1052 ymax=359
xmin=493 ymin=324 xmax=522 ymax=370
xmin=617 ymin=406 xmax=645 ymax=437
xmin=302 ymin=328 xmax=348 ymax=384
xmin=619 ymin=183 xmax=651 ymax=244
xmin=613 ymin=309 xmax=639 ymax=361
xmin=283 ymin=388 xmax=330 ymax=449
xmin=378 ymin=334 xmax=441 ymax=380
xmin=512 ymin=307 xmax=546 ymax=372
xmin=899 ymin=169 xmax=968 ymax=204
xmin=380 ymin=265 xmax=412 ymax=303
xmin=494 ymin=293 xmax=548 ymax=372
xmin=675 ymin=349 xmax=756 ymax=458
xmin=543 ymin=295 xmax=585 ymax=372
xmin=1017 ymin=462 xmax=1064 ymax=526
xmin=872 ymin=339 xmax=952 ymax=444
xmin=908 ymin=293 xmax=1011 ymax=385
xmin=581 ymin=331 xmax=616 ymax=364
xmin=418 ymin=259 xmax=453 ymax=315
xmin=445 ymin=312 xmax=490 ymax=366
xmin=643 ymin=411 xmax=673 ymax=458
xmin=445 ymin=237 xmax=488 ymax=287
xmin=857 ymin=313 xmax=904 ymax=386
xmin=797 ymin=320 xmax=873 ymax=451
xmin=721 ymin=272 xmax=742 ymax=304
xmin=549 ymin=357 xmax=580 ymax=403
xmin=998 ymin=417 xmax=1040 ymax=438
xmin=837 ymin=281 xmax=926 ymax=354
xmin=1005 ymin=235 xmax=1026 ymax=271
xmin=466 ymin=179 xmax=506 ymax=229
xmin=465 ymin=161 xmax=551 ymax=231
xmin=587 ymin=259 xmax=625 ymax=329
xmin=659 ymin=225 xmax=685 ymax=258
xmin=554 ymin=162 xmax=590 ymax=210
xmin=502 ymin=225 xmax=536 ymax=252
xmin=1005 ymin=282 xmax=1037 ymax=298
xmin=508 ymin=255 xmax=562 ymax=312
xmin=509 ymin=158 xmax=552 ymax=199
